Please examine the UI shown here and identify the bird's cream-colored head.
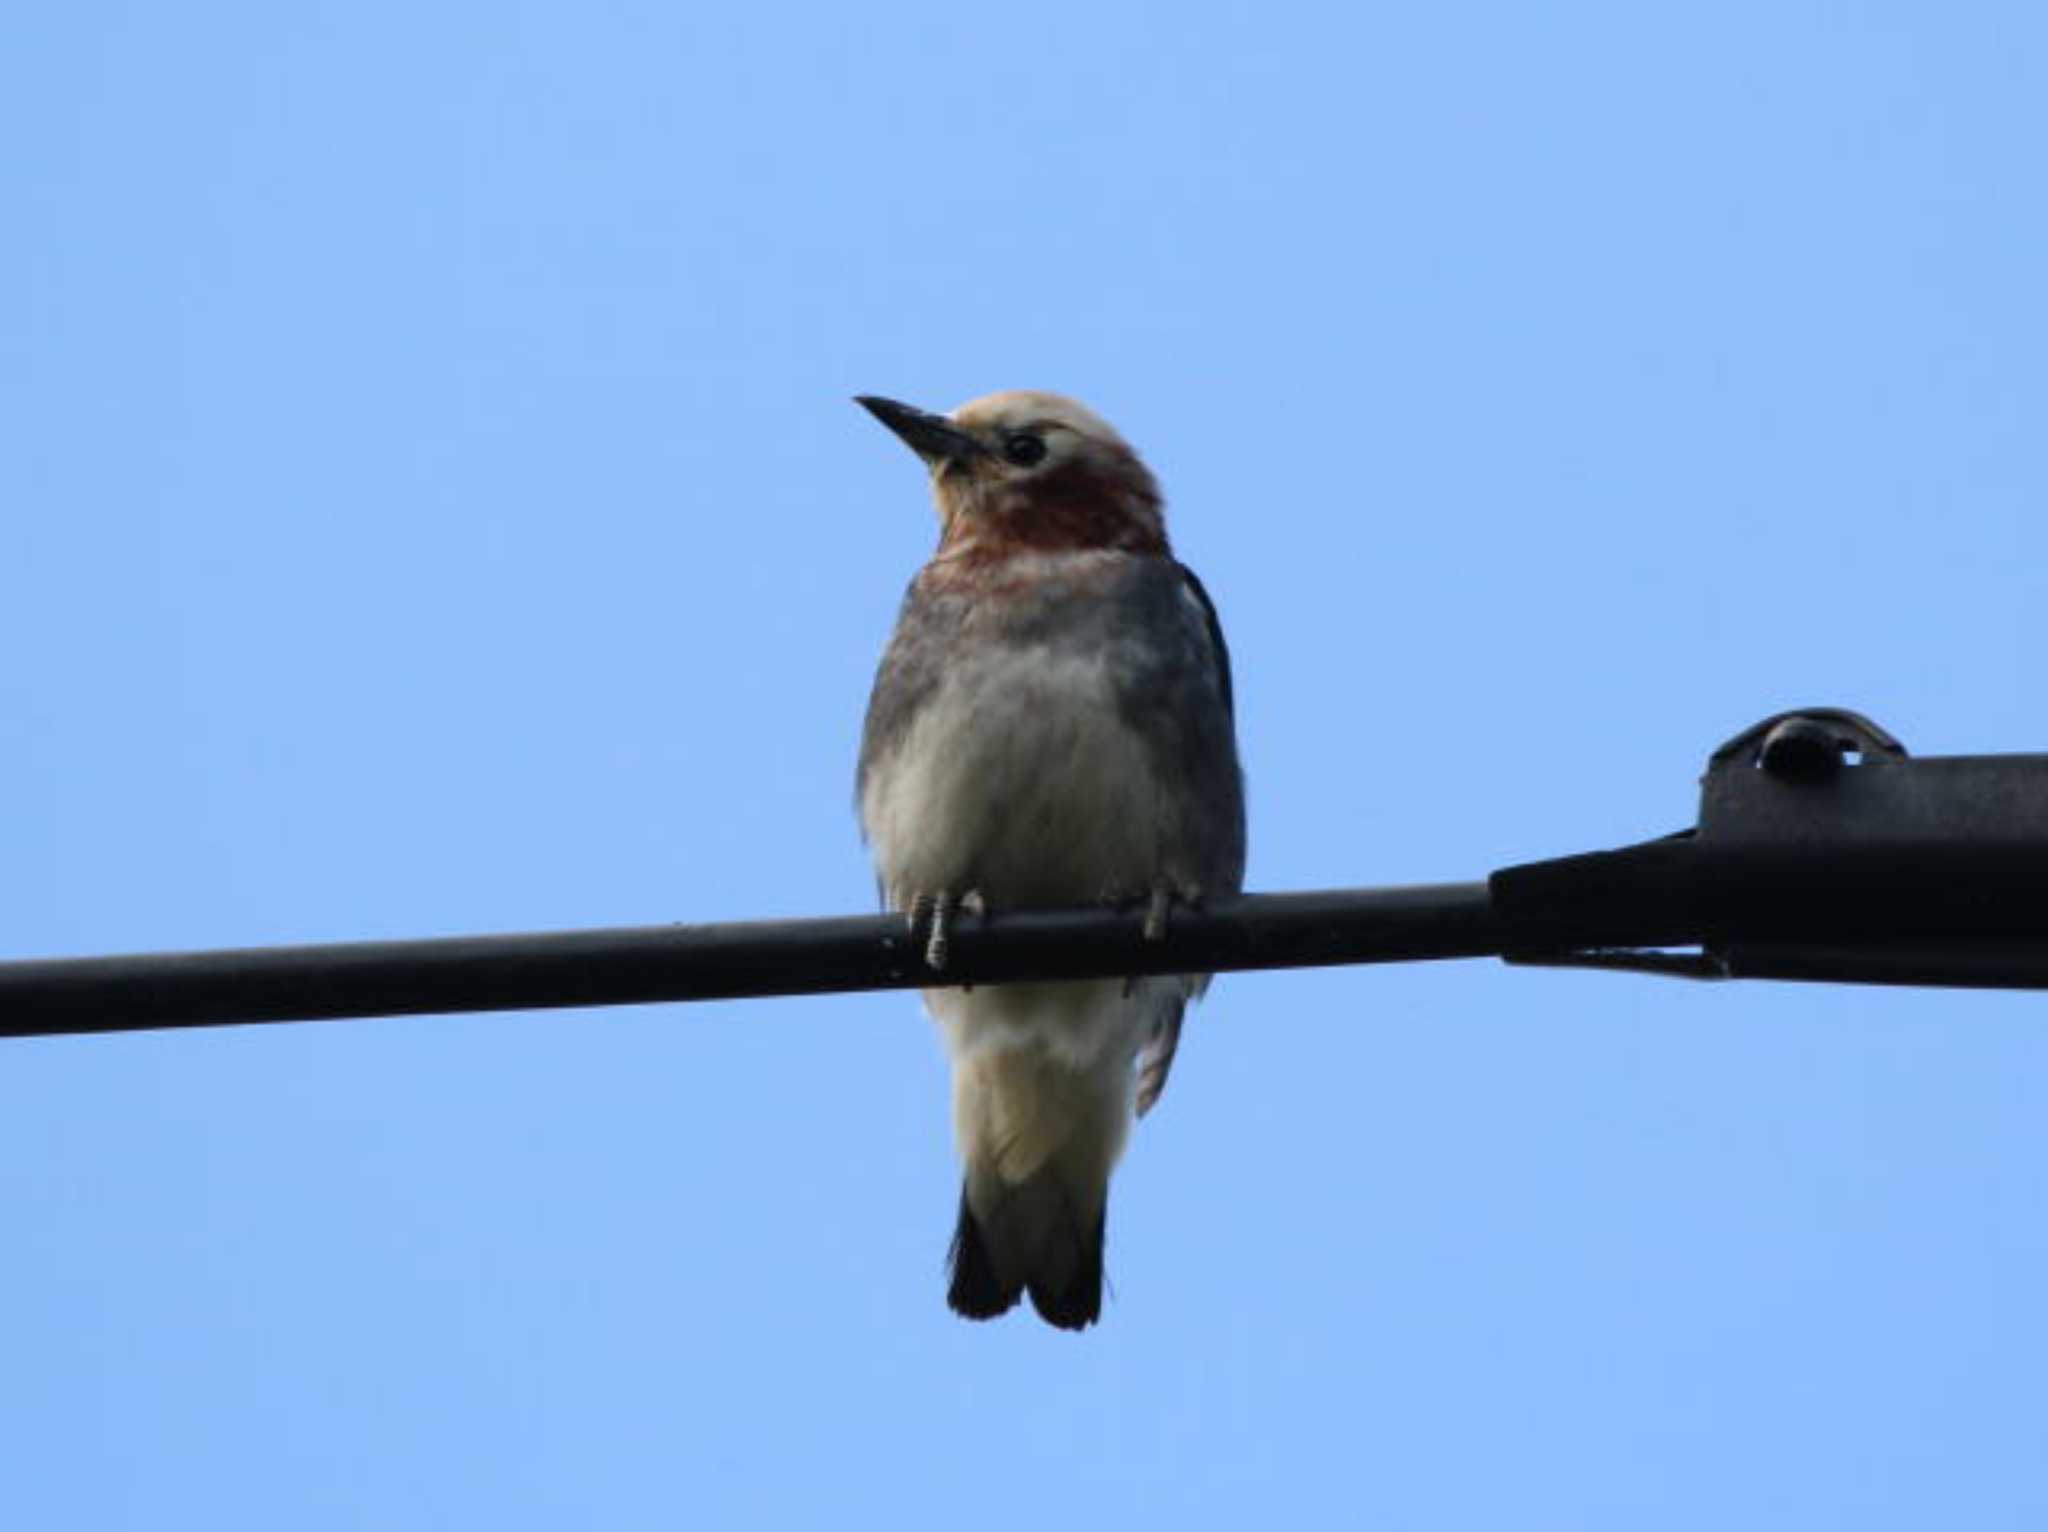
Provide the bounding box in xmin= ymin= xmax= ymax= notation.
xmin=856 ymin=389 xmax=1167 ymax=557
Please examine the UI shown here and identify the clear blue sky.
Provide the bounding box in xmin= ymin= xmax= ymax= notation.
xmin=6 ymin=3 xmax=2046 ymax=1526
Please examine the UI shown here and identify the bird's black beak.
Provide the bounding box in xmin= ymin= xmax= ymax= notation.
xmin=855 ymin=395 xmax=988 ymax=467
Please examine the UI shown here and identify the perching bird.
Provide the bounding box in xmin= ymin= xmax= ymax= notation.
xmin=854 ymin=390 xmax=1246 ymax=1330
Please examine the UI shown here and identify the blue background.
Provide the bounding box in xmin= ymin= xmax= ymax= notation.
xmin=6 ymin=3 xmax=2046 ymax=1525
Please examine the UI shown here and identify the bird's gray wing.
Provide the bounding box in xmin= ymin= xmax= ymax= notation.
xmin=855 ymin=576 xmax=960 ymax=912
xmin=1135 ymin=993 xmax=1188 ymax=1118
xmin=1174 ymin=561 xmax=1233 ymax=720
xmin=1133 ymin=562 xmax=1243 ymax=1117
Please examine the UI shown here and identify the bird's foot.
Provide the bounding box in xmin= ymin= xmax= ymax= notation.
xmin=907 ymin=889 xmax=983 ymax=972
xmin=1141 ymin=878 xmax=1204 ymax=943
xmin=1106 ymin=879 xmax=1204 ymax=995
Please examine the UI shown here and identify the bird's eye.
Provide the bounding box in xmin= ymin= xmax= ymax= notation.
xmin=1002 ymin=433 xmax=1048 ymax=467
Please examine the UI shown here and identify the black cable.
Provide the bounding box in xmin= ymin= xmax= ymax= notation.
xmin=0 ymin=883 xmax=1507 ymax=1039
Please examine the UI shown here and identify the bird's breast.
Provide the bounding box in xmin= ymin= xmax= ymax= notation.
xmin=861 ymin=633 xmax=1164 ymax=907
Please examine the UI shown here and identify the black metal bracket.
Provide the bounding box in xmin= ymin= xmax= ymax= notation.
xmin=1494 ymin=707 xmax=2048 ymax=987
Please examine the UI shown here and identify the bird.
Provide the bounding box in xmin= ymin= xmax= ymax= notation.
xmin=854 ymin=390 xmax=1246 ymax=1330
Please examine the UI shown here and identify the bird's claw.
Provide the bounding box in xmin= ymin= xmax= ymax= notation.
xmin=1116 ymin=881 xmax=1203 ymax=995
xmin=1142 ymin=886 xmax=1171 ymax=943
xmin=925 ymin=890 xmax=957 ymax=970
xmin=907 ymin=889 xmax=983 ymax=972
xmin=1140 ymin=880 xmax=1203 ymax=943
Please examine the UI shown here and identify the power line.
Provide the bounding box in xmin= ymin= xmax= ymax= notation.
xmin=5 ymin=709 xmax=2046 ymax=1039
xmin=0 ymin=884 xmax=1510 ymax=1038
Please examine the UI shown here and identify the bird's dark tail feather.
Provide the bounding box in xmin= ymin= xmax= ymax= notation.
xmin=947 ymin=1190 xmax=1024 ymax=1320
xmin=1026 ymin=1214 xmax=1105 ymax=1330
xmin=946 ymin=1184 xmax=1106 ymax=1332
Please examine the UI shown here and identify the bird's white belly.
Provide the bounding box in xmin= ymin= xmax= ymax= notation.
xmin=862 ymin=642 xmax=1163 ymax=909
xmin=863 ymin=639 xmax=1185 ymax=1084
